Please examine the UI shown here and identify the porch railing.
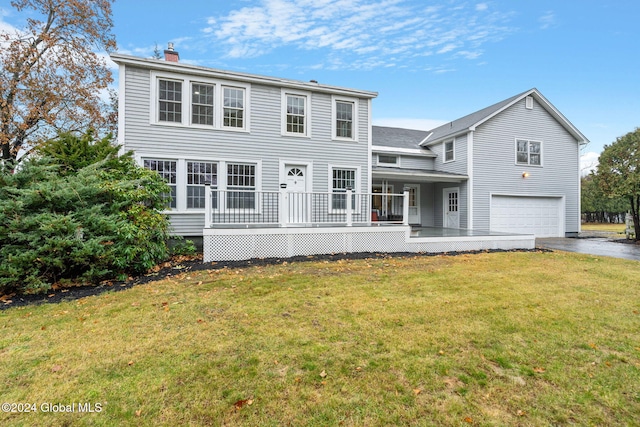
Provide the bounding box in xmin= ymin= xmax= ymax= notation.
xmin=204 ymin=186 xmax=409 ymax=228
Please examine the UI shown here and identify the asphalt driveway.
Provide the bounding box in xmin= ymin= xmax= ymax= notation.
xmin=536 ymin=237 xmax=640 ymax=261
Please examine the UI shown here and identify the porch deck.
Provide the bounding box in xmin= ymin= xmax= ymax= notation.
xmin=201 ymin=188 xmax=534 ymax=262
xmin=203 ymin=224 xmax=534 ymax=262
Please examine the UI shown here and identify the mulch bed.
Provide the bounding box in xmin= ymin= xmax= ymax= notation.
xmin=1 ymin=248 xmax=551 ymax=310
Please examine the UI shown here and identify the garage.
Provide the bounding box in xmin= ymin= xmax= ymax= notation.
xmin=490 ymin=195 xmax=563 ymax=237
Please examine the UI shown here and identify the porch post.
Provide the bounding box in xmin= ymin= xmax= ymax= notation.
xmin=346 ymin=187 xmax=353 ymax=226
xmin=279 ymin=183 xmax=288 ymax=227
xmin=402 ymin=188 xmax=410 ymax=226
xmin=204 ymin=184 xmax=211 ymax=228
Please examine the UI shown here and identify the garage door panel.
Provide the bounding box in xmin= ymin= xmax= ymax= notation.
xmin=491 ymin=196 xmax=562 ymax=237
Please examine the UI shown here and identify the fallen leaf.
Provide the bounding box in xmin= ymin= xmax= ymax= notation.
xmin=589 ymin=343 xmax=598 ymax=349
xmin=51 ymin=365 xmax=62 ymax=373
xmin=320 ymin=370 xmax=327 ymax=378
xmin=464 ymin=416 xmax=473 ymax=423
xmin=128 ymin=361 xmax=134 ymax=366
xmin=413 ymin=389 xmax=421 ymax=395
xmin=234 ymin=399 xmax=253 ymax=410
xmin=135 ymin=409 xmax=142 ymax=417
xmin=197 ymin=319 xmax=204 ymax=323
xmin=517 ymin=410 xmax=526 ymax=417
xmin=533 ymin=367 xmax=545 ymax=373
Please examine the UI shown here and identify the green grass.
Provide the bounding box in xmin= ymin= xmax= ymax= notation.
xmin=2 ymin=251 xmax=640 ymax=426
xmin=582 ymin=222 xmax=626 ymax=233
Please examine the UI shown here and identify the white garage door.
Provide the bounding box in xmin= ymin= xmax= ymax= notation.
xmin=491 ymin=196 xmax=563 ymax=237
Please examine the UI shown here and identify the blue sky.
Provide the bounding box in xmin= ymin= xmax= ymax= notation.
xmin=2 ymin=1 xmax=639 ymax=171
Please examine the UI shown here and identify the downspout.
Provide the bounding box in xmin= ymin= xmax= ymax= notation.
xmin=467 ymin=131 xmax=474 ymax=229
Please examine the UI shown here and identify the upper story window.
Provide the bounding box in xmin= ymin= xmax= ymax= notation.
xmin=191 ymin=83 xmax=214 ymax=126
xmin=516 ymin=139 xmax=542 ymax=166
xmin=336 ymin=101 xmax=353 ymax=138
xmin=223 ymin=87 xmax=245 ymax=129
xmin=158 ymin=79 xmax=182 ymax=123
xmin=286 ymin=94 xmax=306 ymax=134
xmin=378 ymin=154 xmax=398 ymax=166
xmin=332 ymin=96 xmax=358 ymax=141
xmin=444 ymin=140 xmax=454 ymax=162
xmin=152 ymin=72 xmax=249 ymax=131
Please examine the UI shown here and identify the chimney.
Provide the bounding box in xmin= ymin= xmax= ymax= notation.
xmin=164 ymin=42 xmax=179 ymax=62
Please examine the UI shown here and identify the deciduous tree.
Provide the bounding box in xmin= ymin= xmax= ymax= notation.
xmin=595 ymin=128 xmax=640 ymax=240
xmin=0 ymin=0 xmax=116 ymax=165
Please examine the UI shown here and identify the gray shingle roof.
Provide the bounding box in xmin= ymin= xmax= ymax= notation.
xmin=424 ymin=89 xmax=532 ymax=143
xmin=372 ymin=126 xmax=431 ymax=150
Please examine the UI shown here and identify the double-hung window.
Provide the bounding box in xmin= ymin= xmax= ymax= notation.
xmin=191 ymin=83 xmax=214 ymax=126
xmin=516 ymin=139 xmax=542 ymax=166
xmin=332 ymin=168 xmax=357 ymax=211
xmin=158 ymin=79 xmax=182 ymax=123
xmin=285 ymin=94 xmax=306 ymax=134
xmin=332 ymin=96 xmax=358 ymax=141
xmin=223 ymin=87 xmax=245 ymax=129
xmin=144 ymin=159 xmax=177 ymax=208
xmin=336 ymin=101 xmax=353 ymax=138
xmin=444 ymin=140 xmax=454 ymax=162
xmin=187 ymin=161 xmax=217 ymax=209
xmin=227 ymin=163 xmax=255 ymax=209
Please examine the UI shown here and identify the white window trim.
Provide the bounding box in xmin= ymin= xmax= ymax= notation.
xmin=377 ymin=154 xmax=399 ymax=166
xmin=281 ymin=89 xmax=312 ymax=138
xmin=331 ymin=95 xmax=359 ymax=142
xmin=443 ymin=139 xmax=455 ymax=163
xmin=150 ymin=71 xmax=250 ymax=132
xmin=515 ymin=138 xmax=543 ymax=167
xmin=190 ymin=81 xmax=216 ymax=128
xmin=328 ymin=164 xmax=361 ymax=214
xmin=221 ymin=84 xmax=250 ymax=132
xmin=137 ymin=153 xmax=262 ymax=213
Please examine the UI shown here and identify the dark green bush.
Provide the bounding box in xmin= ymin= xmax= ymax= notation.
xmin=0 ymin=133 xmax=171 ymax=294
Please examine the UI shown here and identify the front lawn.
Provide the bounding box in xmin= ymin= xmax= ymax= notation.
xmin=581 ymin=222 xmax=626 ymax=234
xmin=2 ymin=251 xmax=640 ymax=426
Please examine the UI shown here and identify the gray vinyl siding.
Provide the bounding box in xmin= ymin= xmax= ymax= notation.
xmin=433 ymin=135 xmax=468 ymax=175
xmin=398 ymin=155 xmax=435 ymax=170
xmin=123 ymin=66 xmax=371 ymax=235
xmin=472 ymin=97 xmax=580 ymax=233
xmin=372 ymin=154 xmax=434 ymax=169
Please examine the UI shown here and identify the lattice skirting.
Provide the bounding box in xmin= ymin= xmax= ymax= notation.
xmin=203 ymin=226 xmax=535 ymax=262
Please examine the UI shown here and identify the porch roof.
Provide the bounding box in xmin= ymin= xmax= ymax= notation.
xmin=372 ymin=166 xmax=468 ymax=183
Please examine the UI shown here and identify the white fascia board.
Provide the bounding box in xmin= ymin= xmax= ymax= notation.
xmin=420 ymin=130 xmax=470 ymax=147
xmin=111 ymin=54 xmax=378 ymax=99
xmin=372 ymin=145 xmax=436 ymax=157
xmin=373 ymin=169 xmax=468 ymax=182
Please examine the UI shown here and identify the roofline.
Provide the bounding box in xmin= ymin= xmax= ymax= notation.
xmin=372 ymin=168 xmax=468 ymax=183
xmin=111 ymin=53 xmax=378 ymax=99
xmin=421 ymin=129 xmax=470 ymax=146
xmin=372 ymin=145 xmax=436 ymax=157
xmin=421 ymin=88 xmax=589 ymax=146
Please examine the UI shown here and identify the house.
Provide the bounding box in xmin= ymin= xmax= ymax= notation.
xmin=372 ymin=88 xmax=588 ymax=238
xmin=111 ymin=48 xmax=377 ymax=239
xmin=111 ymin=48 xmax=586 ymax=262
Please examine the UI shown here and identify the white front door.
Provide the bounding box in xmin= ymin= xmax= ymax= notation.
xmin=286 ymin=166 xmax=307 ymax=223
xmin=443 ymin=188 xmax=460 ymax=228
xmin=406 ymin=184 xmax=420 ymax=225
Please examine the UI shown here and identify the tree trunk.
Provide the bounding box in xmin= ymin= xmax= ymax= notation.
xmin=630 ymin=196 xmax=640 ymax=241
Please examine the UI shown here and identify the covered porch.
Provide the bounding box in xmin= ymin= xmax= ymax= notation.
xmin=372 ymin=166 xmax=469 ymax=228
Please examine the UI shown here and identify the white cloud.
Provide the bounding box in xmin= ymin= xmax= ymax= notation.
xmin=580 ymin=151 xmax=600 ymax=176
xmin=201 ymin=0 xmax=515 ymax=70
xmin=374 ymin=118 xmax=447 ymax=131
xmin=539 ymin=11 xmax=555 ymax=30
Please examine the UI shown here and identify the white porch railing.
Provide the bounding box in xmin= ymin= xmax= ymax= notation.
xmin=204 ymin=186 xmax=409 ymax=228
